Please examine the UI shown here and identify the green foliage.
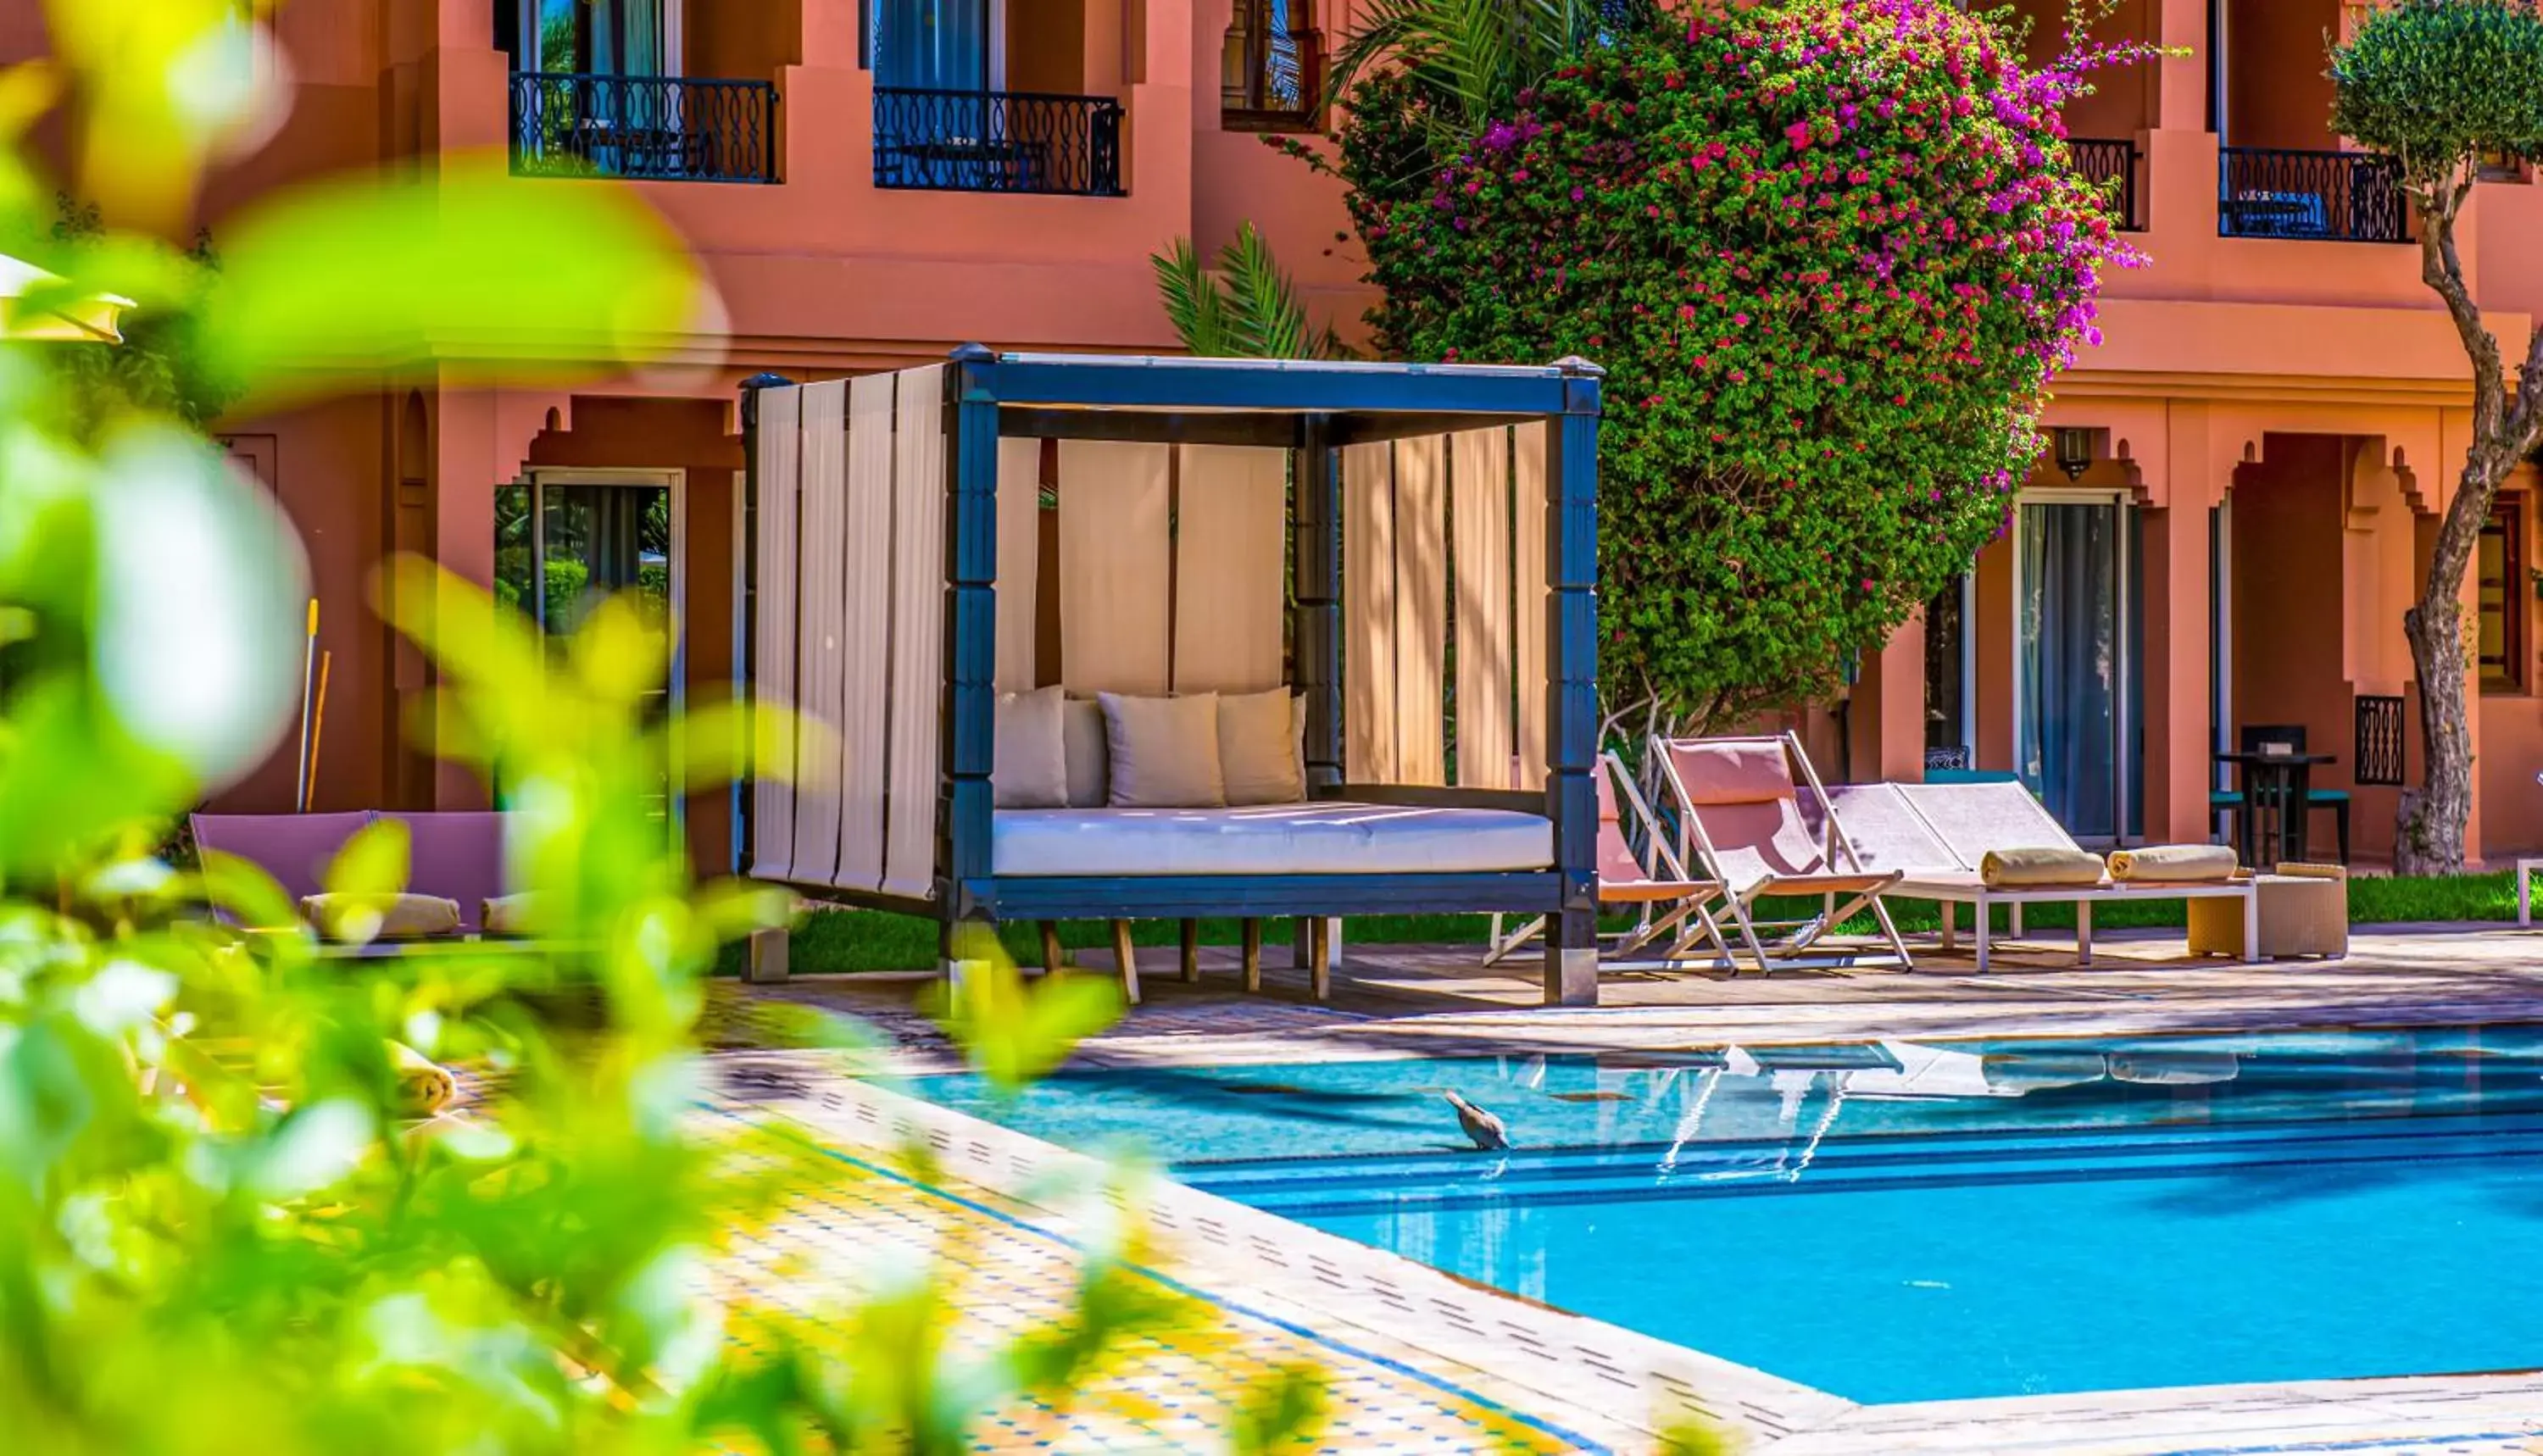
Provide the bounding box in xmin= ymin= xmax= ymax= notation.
xmin=1324 ymin=0 xmax=1654 ymax=146
xmin=2333 ymin=0 xmax=2543 ymax=192
xmin=8 ymin=197 xmax=241 ymax=440
xmin=928 ymin=926 xmax=1124 ymax=1097
xmin=1 ymin=3 xmax=1336 ymax=1451
xmin=1149 ymin=221 xmax=1346 ymax=359
xmin=1333 ymin=0 xmax=2143 ymax=727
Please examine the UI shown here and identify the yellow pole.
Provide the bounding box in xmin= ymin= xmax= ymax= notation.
xmin=292 ymin=597 xmax=318 ymax=811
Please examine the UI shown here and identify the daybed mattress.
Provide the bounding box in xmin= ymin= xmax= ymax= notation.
xmin=992 ymin=802 xmax=1555 ymax=877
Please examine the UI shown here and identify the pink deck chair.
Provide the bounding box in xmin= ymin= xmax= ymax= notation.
xmin=1485 ymin=753 xmax=1732 ymax=969
xmin=1652 ymin=732 xmax=1911 ymax=975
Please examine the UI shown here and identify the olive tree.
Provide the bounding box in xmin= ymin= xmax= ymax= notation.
xmin=2334 ymin=0 xmax=2543 ymax=873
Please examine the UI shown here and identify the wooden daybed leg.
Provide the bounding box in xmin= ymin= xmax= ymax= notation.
xmin=1241 ymin=919 xmax=1263 ymax=992
xmin=1110 ymin=920 xmax=1142 ymax=1006
xmin=2077 ymin=900 xmax=2093 ymax=966
xmin=1038 ymin=921 xmax=1062 ymax=977
xmin=1179 ymin=919 xmax=1201 ymax=983
xmin=1308 ymin=915 xmax=1332 ymax=1002
xmin=746 ymin=926 xmax=791 ymax=985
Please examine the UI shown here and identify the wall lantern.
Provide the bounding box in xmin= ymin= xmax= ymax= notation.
xmin=2053 ymin=426 xmax=2094 ymax=481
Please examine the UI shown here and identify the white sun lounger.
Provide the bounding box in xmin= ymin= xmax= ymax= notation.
xmin=1811 ymin=781 xmax=2259 ymax=971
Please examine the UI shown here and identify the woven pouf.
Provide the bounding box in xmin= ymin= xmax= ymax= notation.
xmin=2185 ymin=864 xmax=2348 ymax=959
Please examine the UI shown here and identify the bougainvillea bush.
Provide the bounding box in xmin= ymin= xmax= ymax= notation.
xmin=1338 ymin=0 xmax=2151 ymax=727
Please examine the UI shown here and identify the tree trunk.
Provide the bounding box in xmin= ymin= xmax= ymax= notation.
xmin=2396 ymin=593 xmax=2471 ymax=875
xmin=2396 ymin=442 xmax=2513 ymax=876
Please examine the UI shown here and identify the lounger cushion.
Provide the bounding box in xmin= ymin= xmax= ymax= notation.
xmin=1669 ymin=740 xmax=1795 ymax=805
xmin=2108 ymin=844 xmax=2239 ymax=882
xmin=1219 ymin=687 xmax=1306 ymax=806
xmin=190 ymin=810 xmax=377 ymax=910
xmin=1978 ymin=847 xmax=2108 ymax=887
xmin=300 ymin=892 xmax=464 ymax=942
xmin=993 ymin=686 xmax=1070 ymax=809
xmin=1101 ymin=692 xmax=1227 ymax=808
xmin=993 ymin=803 xmax=1554 ymax=875
xmin=1062 ymin=697 xmax=1110 ymax=808
xmin=387 ymin=811 xmax=509 ymax=933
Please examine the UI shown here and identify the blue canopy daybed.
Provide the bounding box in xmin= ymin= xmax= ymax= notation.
xmin=737 ymin=347 xmax=1603 ymax=1006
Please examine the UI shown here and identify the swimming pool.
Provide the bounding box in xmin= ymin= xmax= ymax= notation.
xmin=909 ymin=1028 xmax=2543 ymax=1404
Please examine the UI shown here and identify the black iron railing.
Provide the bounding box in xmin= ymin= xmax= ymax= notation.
xmin=872 ymin=87 xmax=1124 ymax=197
xmin=510 ymin=73 xmax=777 ymax=183
xmin=2070 ymin=136 xmax=2142 ymax=231
xmin=2219 ymin=146 xmax=2408 ymax=242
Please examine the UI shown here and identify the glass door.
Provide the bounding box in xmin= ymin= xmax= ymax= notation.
xmin=874 ymin=0 xmax=991 ymax=89
xmin=1923 ymin=575 xmax=1974 ymax=771
xmin=531 ymin=474 xmax=683 ymax=820
xmin=2016 ymin=496 xmax=2136 ymax=844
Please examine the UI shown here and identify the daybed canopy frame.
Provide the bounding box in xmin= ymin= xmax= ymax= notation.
xmin=737 ymin=347 xmax=1604 ymax=1005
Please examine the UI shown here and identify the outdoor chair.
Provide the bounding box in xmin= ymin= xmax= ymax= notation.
xmin=2211 ymin=724 xmax=2348 ymax=865
xmin=1815 ymin=780 xmax=2259 ymax=971
xmin=189 ymin=811 xmax=377 ymax=922
xmin=1484 ymin=753 xmax=1732 ymax=970
xmin=187 ymin=809 xmax=520 ymax=943
xmin=1651 ymin=732 xmax=1911 ymax=975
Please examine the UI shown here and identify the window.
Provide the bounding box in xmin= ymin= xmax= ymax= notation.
xmin=2479 ymin=497 xmax=2527 ymax=693
xmin=1922 ymin=575 xmax=1971 ymax=764
xmin=1222 ymin=0 xmax=1321 ymax=132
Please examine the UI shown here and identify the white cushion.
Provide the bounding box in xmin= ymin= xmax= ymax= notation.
xmin=1100 ymin=692 xmax=1226 ymax=808
xmin=1218 ymin=687 xmax=1305 ymax=806
xmin=992 ymin=802 xmax=1555 ymax=876
xmin=993 ymin=686 xmax=1068 ymax=809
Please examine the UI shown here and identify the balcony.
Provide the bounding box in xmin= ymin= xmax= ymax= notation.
xmin=871 ymin=88 xmax=1125 ymax=197
xmin=2219 ymin=147 xmax=2409 ymax=243
xmin=2071 ymin=137 xmax=2143 ymax=233
xmin=509 ymin=74 xmax=778 ymax=184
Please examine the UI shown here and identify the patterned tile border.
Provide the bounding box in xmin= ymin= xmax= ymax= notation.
xmin=716 ymin=1051 xmax=1851 ymax=1449
xmin=714 ymin=1046 xmax=2543 ymax=1455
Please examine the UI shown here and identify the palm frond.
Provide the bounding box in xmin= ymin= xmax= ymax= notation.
xmin=1148 ymin=236 xmax=1233 ymax=357
xmin=1217 ymin=222 xmax=1316 ymax=360
xmin=1324 ymin=0 xmax=1634 ymax=136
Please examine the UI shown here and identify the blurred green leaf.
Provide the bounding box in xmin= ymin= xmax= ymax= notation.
xmin=929 ymin=929 xmax=1122 ymax=1096
xmin=1230 ymin=1362 xmax=1331 ymax=1454
xmin=325 ymin=817 xmax=412 ymax=900
xmin=198 ymin=159 xmax=710 ymax=409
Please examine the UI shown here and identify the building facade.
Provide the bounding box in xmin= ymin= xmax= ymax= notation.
xmin=1840 ymin=0 xmax=2543 ymax=866
xmin=2 ymin=0 xmax=1376 ymax=871
xmin=12 ymin=0 xmax=2543 ymax=867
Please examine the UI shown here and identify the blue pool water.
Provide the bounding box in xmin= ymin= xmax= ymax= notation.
xmin=909 ymin=1029 xmax=2543 ymax=1403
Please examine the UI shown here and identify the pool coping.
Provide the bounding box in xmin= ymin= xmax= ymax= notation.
xmin=718 ymin=1048 xmax=1853 ymax=1449
xmin=716 ymin=1045 xmax=2543 ymax=1454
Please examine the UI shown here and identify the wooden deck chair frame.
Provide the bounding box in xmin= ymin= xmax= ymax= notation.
xmin=1655 ymin=731 xmax=1913 ymax=975
xmin=1484 ymin=753 xmax=1733 ymax=969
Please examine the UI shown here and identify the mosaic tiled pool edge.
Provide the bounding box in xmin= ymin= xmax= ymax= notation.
xmin=715 ymin=1051 xmax=1848 ymax=1450
xmin=728 ymin=1043 xmax=2543 ymax=1455
xmin=708 ymin=1102 xmax=1605 ymax=1453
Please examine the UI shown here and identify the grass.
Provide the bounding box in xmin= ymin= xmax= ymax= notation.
xmin=714 ymin=870 xmax=2535 ymax=976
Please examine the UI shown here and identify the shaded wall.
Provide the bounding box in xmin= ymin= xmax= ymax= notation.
xmin=2223 ymin=0 xmax=2340 ymax=150
xmin=2227 ymin=436 xmax=2351 ymax=848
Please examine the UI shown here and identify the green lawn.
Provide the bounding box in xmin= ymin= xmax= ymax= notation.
xmin=715 ymin=870 xmax=2534 ymax=975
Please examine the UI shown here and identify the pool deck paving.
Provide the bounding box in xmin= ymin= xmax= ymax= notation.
xmin=712 ymin=921 xmax=2543 ymax=1454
